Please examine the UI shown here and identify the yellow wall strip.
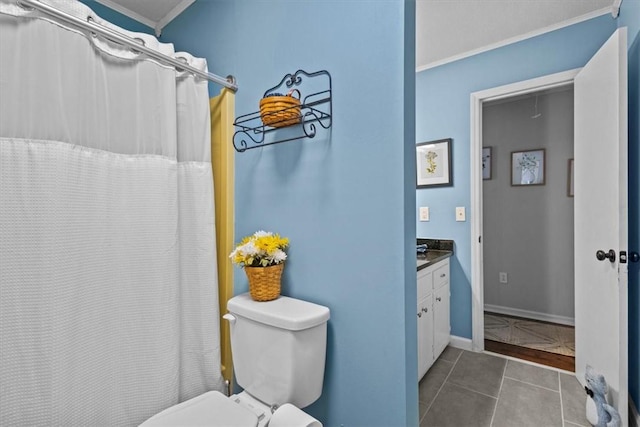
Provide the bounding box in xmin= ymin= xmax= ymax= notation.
xmin=210 ymin=88 xmax=235 ymax=383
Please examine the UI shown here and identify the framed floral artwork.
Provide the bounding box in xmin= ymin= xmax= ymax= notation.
xmin=482 ymin=147 xmax=492 ymax=180
xmin=416 ymin=138 xmax=452 ymax=188
xmin=511 ymin=149 xmax=545 ymax=186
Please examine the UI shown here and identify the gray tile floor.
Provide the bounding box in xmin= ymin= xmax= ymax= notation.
xmin=419 ymin=347 xmax=590 ymax=427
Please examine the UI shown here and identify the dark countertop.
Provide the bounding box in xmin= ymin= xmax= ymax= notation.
xmin=417 ymin=238 xmax=454 ymax=271
xmin=417 ymin=250 xmax=452 ymax=271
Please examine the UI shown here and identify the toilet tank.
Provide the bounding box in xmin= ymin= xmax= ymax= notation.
xmin=226 ymin=293 xmax=330 ymax=409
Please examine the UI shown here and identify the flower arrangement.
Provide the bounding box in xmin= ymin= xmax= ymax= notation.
xmin=229 ymin=230 xmax=289 ymax=268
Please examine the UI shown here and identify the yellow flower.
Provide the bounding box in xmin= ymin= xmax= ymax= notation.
xmin=229 ymin=231 xmax=289 ymax=267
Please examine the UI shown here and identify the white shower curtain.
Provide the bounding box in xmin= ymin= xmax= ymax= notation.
xmin=0 ymin=1 xmax=224 ymax=425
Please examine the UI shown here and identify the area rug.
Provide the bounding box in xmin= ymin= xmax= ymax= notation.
xmin=484 ymin=312 xmax=575 ymax=357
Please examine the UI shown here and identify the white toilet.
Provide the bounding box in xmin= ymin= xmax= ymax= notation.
xmin=140 ymin=293 xmax=330 ymax=427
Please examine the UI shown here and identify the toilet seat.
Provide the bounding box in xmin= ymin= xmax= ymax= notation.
xmin=139 ymin=391 xmax=258 ymax=427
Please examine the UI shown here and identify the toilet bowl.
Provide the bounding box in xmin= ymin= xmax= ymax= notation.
xmin=140 ymin=293 xmax=330 ymax=427
xmin=139 ymin=391 xmax=257 ymax=427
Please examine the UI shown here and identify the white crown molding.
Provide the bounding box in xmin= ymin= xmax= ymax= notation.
xmin=94 ymin=0 xmax=156 ymax=30
xmin=416 ymin=6 xmax=612 ymax=73
xmin=612 ymin=0 xmax=622 ymax=18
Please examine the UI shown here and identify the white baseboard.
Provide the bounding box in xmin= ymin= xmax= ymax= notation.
xmin=449 ymin=335 xmax=473 ymax=351
xmin=631 ymin=397 xmax=640 ymax=427
xmin=484 ymin=304 xmax=575 ymax=326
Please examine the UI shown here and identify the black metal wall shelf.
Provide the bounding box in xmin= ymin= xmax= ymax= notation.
xmin=232 ymin=69 xmax=332 ymax=152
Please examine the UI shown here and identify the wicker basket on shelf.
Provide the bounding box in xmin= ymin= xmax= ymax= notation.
xmin=259 ymin=89 xmax=301 ymax=128
xmin=244 ymin=263 xmax=284 ymax=301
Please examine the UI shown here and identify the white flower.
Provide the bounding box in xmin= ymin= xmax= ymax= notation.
xmin=270 ymin=249 xmax=287 ymax=264
xmin=229 ymin=241 xmax=258 ymax=260
xmin=240 ymin=241 xmax=259 ymax=256
xmin=253 ymin=230 xmax=271 ymax=238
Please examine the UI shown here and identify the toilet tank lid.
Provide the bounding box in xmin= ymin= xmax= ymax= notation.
xmin=227 ymin=293 xmax=330 ymax=331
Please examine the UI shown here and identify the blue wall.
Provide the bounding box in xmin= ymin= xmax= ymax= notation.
xmin=416 ymin=8 xmax=639 ymax=412
xmin=618 ymin=0 xmax=640 ymax=412
xmin=162 ymin=1 xmax=417 ymax=425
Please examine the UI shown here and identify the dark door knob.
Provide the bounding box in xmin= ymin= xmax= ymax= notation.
xmin=596 ymin=249 xmax=616 ymax=263
xmin=631 ymin=252 xmax=639 ymax=263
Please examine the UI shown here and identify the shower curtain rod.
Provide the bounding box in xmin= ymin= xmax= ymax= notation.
xmin=17 ymin=0 xmax=238 ymax=92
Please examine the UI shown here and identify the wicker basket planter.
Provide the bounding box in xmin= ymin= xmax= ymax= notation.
xmin=259 ymin=89 xmax=301 ymax=128
xmin=245 ymin=263 xmax=284 ymax=301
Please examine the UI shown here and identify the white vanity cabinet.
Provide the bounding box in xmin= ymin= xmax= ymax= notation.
xmin=417 ymin=258 xmax=450 ymax=380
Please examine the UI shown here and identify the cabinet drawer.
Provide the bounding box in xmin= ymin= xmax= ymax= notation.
xmin=433 ymin=260 xmax=449 ymax=289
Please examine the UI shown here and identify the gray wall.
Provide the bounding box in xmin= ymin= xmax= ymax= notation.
xmin=483 ymin=89 xmax=575 ymax=319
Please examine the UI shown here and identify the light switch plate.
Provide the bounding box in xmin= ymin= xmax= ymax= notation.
xmin=419 ymin=207 xmax=430 ymax=221
xmin=455 ymin=207 xmax=466 ymax=221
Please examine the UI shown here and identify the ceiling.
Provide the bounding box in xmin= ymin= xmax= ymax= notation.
xmin=416 ymin=0 xmax=617 ymax=70
xmin=95 ymin=0 xmax=195 ymax=35
xmin=99 ymin=0 xmax=618 ymax=69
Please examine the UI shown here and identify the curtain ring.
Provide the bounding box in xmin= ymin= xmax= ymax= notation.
xmin=86 ymin=16 xmax=97 ymax=38
xmin=176 ymin=56 xmax=188 ymax=72
xmin=130 ymin=37 xmax=146 ymax=55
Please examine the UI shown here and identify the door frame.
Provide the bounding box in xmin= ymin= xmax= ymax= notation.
xmin=469 ymin=68 xmax=580 ymax=351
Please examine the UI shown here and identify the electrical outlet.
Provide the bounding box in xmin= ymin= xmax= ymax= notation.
xmin=499 ymin=272 xmax=508 ymax=284
xmin=455 ymin=207 xmax=466 ymax=221
xmin=419 ymin=207 xmax=430 ymax=221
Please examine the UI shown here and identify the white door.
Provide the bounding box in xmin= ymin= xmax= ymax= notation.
xmin=574 ymin=27 xmax=628 ymax=423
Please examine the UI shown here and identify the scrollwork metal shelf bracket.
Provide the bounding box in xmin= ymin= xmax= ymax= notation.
xmin=232 ymin=69 xmax=332 ymax=152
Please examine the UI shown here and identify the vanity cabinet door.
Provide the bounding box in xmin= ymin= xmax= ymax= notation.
xmin=433 ymin=282 xmax=450 ymax=359
xmin=417 ymin=293 xmax=434 ymax=380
